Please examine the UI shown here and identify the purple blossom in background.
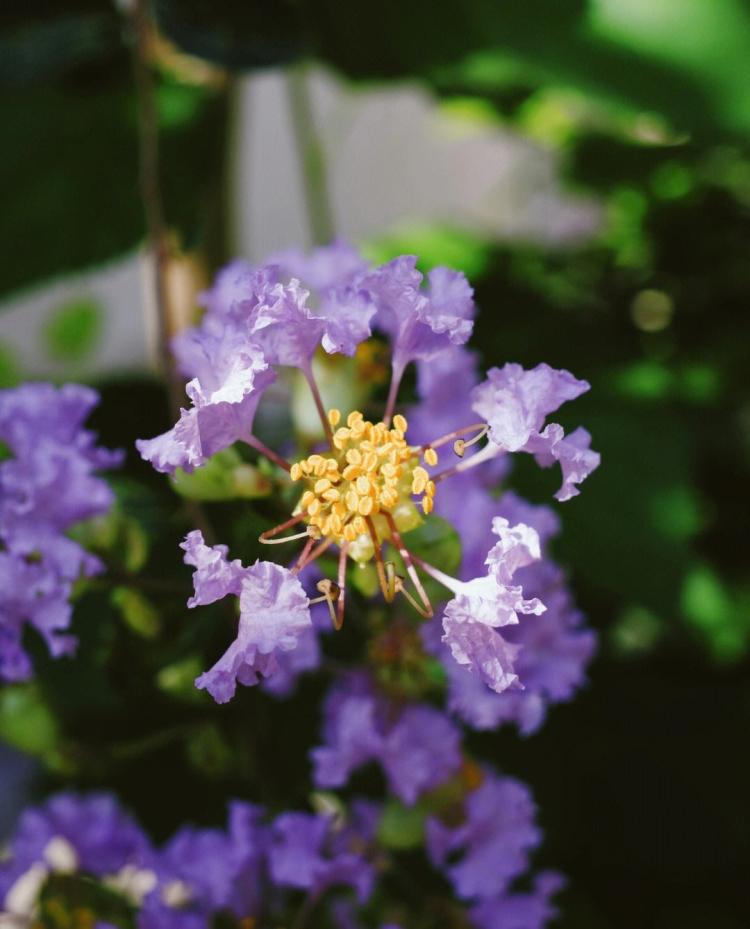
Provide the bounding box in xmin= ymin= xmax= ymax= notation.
xmin=312 ymin=675 xmax=462 ymax=805
xmin=269 ymin=802 xmax=379 ymax=903
xmin=181 ymin=530 xmax=313 ymax=702
xmin=427 ymin=771 xmax=542 ymax=900
xmin=0 ymin=383 xmax=120 ymax=681
xmin=470 ymin=872 xmax=565 ymax=929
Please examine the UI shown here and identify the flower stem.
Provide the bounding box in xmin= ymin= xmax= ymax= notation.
xmin=286 ymin=63 xmax=334 ymax=246
xmin=384 ymin=512 xmax=433 ymax=618
xmin=409 ymin=552 xmax=463 ymax=595
xmin=383 ymin=361 xmax=405 ymax=427
xmin=244 ymin=433 xmax=292 ymax=472
xmin=303 ymin=365 xmax=335 ymax=445
xmin=432 ymin=440 xmax=502 ymax=483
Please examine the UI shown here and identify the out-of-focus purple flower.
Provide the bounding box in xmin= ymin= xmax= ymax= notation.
xmin=0 ymin=553 xmax=74 ymax=682
xmin=362 ymin=257 xmax=474 ymax=383
xmin=471 ymin=363 xmax=599 ymax=500
xmin=0 ymin=792 xmax=149 ymax=918
xmin=312 ymin=676 xmax=462 ymax=805
xmin=426 ymin=771 xmax=542 ymax=900
xmin=271 ymin=240 xmax=368 ymax=292
xmin=269 ymin=801 xmax=379 ymax=903
xmin=139 ymin=802 xmax=265 ymax=929
xmin=137 ymin=330 xmax=275 ymax=475
xmin=180 ymin=531 xmax=313 ymax=703
xmin=470 ymin=872 xmax=565 ymax=929
xmin=0 ymin=384 xmax=120 ymax=681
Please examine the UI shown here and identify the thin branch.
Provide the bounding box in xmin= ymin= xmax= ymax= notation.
xmin=244 ymin=433 xmax=293 ymax=472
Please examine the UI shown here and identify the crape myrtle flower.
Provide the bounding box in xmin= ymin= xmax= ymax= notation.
xmin=269 ymin=801 xmax=380 ymax=903
xmin=0 ymin=793 xmax=150 ymax=923
xmin=470 ymin=872 xmax=565 ymax=929
xmin=422 ymin=492 xmax=596 ymax=734
xmin=426 ymin=770 xmax=543 ymax=901
xmin=138 ymin=242 xmax=597 ymax=697
xmin=0 ymin=383 xmax=121 ymax=682
xmin=311 ymin=673 xmax=462 ymax=805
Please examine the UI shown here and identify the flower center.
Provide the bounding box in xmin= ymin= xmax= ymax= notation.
xmin=290 ymin=409 xmax=436 ymax=546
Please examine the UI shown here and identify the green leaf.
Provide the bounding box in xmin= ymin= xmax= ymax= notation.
xmin=157 ymin=655 xmax=205 ymax=703
xmin=38 ymin=873 xmax=136 ymax=929
xmin=172 ymin=447 xmax=272 ymax=500
xmin=0 ymin=683 xmax=59 ymax=757
xmin=377 ymin=797 xmax=427 ymax=850
xmin=111 ymin=586 xmax=161 ymax=639
xmin=42 ymin=297 xmax=102 ymax=362
xmin=0 ymin=339 xmax=21 ymax=386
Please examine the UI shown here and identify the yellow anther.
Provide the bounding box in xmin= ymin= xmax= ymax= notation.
xmin=424 ymin=447 xmax=438 ymax=467
xmin=314 ymin=478 xmax=332 ymax=494
xmin=300 ymin=490 xmax=315 ymax=507
xmin=334 ymin=427 xmax=351 ymax=444
xmin=343 ymin=523 xmax=358 ymax=542
xmin=328 ymin=408 xmax=341 ymax=427
xmin=300 ymin=460 xmax=311 ymax=475
xmin=362 ymin=452 xmax=378 ymax=472
xmin=351 ymin=420 xmax=366 ymax=438
xmin=290 ymin=463 xmax=302 ymax=481
xmin=382 ymin=462 xmax=397 ymax=478
xmin=315 ymin=460 xmax=328 ymax=477
xmin=346 ymin=448 xmax=362 ymax=466
xmin=352 ymin=516 xmax=367 ymax=536
xmin=355 ymin=475 xmax=371 ymax=496
xmin=422 ymin=496 xmax=434 ymax=514
xmin=345 ymin=490 xmax=360 ymax=512
xmin=343 ymin=464 xmax=362 ymax=482
xmin=358 ymin=496 xmax=374 ymax=516
xmin=426 ymin=480 xmax=436 ymax=497
xmin=330 ymin=513 xmax=343 ymax=534
xmin=412 ymin=475 xmax=427 ymax=495
xmin=307 ymin=499 xmax=322 ymax=517
xmin=393 ymin=414 xmax=408 ymax=433
xmin=413 ymin=466 xmax=429 ymax=484
xmin=326 ymin=459 xmax=339 ymax=473
xmin=308 ymin=454 xmax=324 ymax=469
xmin=323 ymin=488 xmax=340 ymax=502
xmin=319 ymin=515 xmax=332 ymax=536
xmin=347 ymin=411 xmax=364 ymax=428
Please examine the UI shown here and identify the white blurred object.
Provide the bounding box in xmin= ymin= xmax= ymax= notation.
xmin=0 ymin=66 xmax=601 ymax=379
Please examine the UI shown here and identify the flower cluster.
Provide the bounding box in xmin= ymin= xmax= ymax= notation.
xmin=0 ymin=778 xmax=559 ymax=929
xmin=133 ymin=240 xmax=601 ymax=928
xmin=0 ymin=383 xmax=121 ymax=682
xmin=138 ymin=240 xmax=599 ymax=705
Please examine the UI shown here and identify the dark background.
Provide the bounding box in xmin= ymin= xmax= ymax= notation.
xmin=1 ymin=3 xmax=749 ymax=928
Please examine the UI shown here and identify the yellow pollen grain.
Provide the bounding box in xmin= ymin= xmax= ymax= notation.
xmin=300 ymin=460 xmax=311 ymax=475
xmin=362 ymin=452 xmax=378 ymax=472
xmin=355 ymin=475 xmax=371 ymax=496
xmin=323 ymin=488 xmax=340 ymax=502
xmin=290 ymin=463 xmax=302 ymax=480
xmin=307 ymin=499 xmax=321 ymax=516
xmin=345 ymin=490 xmax=360 ymax=512
xmin=347 ymin=411 xmax=364 ymax=428
xmin=412 ymin=475 xmax=427 ymax=495
xmin=300 ymin=490 xmax=315 ymax=507
xmin=314 ymin=478 xmax=331 ymax=494
xmin=330 ymin=513 xmax=343 ymax=534
xmin=314 ymin=460 xmax=328 ymax=477
xmin=342 ymin=464 xmax=362 ymax=482
xmin=326 ymin=459 xmax=339 ymax=473
xmin=328 ymin=408 xmax=341 ymax=427
xmin=413 ymin=466 xmax=429 ymax=484
xmin=426 ymin=480 xmax=436 ymax=497
xmin=424 ymin=447 xmax=438 ymax=467
xmin=358 ymin=496 xmax=374 ymax=516
xmin=343 ymin=523 xmax=357 ymax=542
xmin=393 ymin=414 xmax=408 ymax=433
xmin=422 ymin=496 xmax=434 ymax=514
xmin=346 ymin=448 xmax=362 ymax=466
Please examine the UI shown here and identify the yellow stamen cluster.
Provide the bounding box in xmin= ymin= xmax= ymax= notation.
xmin=289 ymin=410 xmax=438 ymax=543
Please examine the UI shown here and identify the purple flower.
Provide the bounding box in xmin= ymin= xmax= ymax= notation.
xmin=471 ymin=363 xmax=599 ymax=500
xmin=426 ymin=771 xmax=542 ymax=900
xmin=312 ymin=676 xmax=462 ymax=805
xmin=139 ymin=801 xmax=266 ymax=929
xmin=0 ymin=384 xmax=120 ymax=680
xmin=441 ymin=516 xmax=547 ymax=694
xmin=269 ymin=802 xmax=378 ymax=903
xmin=362 ymin=257 xmax=474 ymax=383
xmin=181 ymin=531 xmax=313 ymax=703
xmin=0 ymin=792 xmax=149 ymax=916
xmin=270 ymin=240 xmax=369 ymax=292
xmin=470 ymin=872 xmax=565 ymax=929
xmin=137 ymin=330 xmax=275 ymax=474
xmin=0 ymin=552 xmax=75 ymax=682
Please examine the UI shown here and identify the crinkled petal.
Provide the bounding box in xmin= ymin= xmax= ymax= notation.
xmin=526 ymin=425 xmax=600 ymax=501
